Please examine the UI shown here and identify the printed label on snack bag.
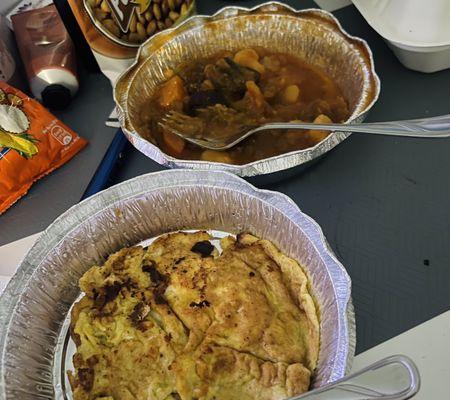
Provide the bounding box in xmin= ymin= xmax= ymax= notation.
xmin=0 ymin=148 xmax=10 ymax=159
xmin=51 ymin=125 xmax=73 ymax=145
xmin=0 ymin=88 xmax=37 ymax=158
xmin=0 ymin=81 xmax=87 ymax=215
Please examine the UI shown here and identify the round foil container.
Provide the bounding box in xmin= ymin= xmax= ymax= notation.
xmin=114 ymin=2 xmax=380 ymax=177
xmin=0 ymin=170 xmax=354 ymax=399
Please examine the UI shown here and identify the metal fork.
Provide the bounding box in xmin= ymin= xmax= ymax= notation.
xmin=159 ymin=111 xmax=450 ymax=150
xmin=288 ymin=355 xmax=420 ymax=400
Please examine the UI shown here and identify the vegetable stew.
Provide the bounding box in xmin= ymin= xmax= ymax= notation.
xmin=137 ymin=47 xmax=349 ymax=164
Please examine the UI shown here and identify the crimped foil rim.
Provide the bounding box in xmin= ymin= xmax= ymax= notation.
xmin=114 ymin=1 xmax=381 ymax=176
xmin=0 ymin=170 xmax=354 ymax=397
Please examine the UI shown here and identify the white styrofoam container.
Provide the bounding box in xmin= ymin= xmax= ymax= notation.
xmin=352 ymin=0 xmax=450 ymax=73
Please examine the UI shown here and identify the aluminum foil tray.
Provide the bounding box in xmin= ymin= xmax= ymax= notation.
xmin=115 ymin=2 xmax=380 ymax=177
xmin=0 ymin=170 xmax=355 ymax=398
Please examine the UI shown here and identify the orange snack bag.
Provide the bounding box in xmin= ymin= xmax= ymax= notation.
xmin=0 ymin=81 xmax=87 ymax=214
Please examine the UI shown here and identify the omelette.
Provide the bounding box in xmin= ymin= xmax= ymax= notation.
xmin=69 ymin=231 xmax=320 ymax=400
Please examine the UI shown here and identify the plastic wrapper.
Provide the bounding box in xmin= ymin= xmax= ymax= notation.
xmin=0 ymin=81 xmax=87 ymax=214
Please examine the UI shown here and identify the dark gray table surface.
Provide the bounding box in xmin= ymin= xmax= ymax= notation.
xmin=1 ymin=0 xmax=449 ymax=355
xmin=0 ymin=68 xmax=116 ymax=245
xmin=109 ymin=0 xmax=450 ymax=354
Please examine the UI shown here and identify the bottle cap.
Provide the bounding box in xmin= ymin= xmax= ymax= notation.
xmin=41 ymin=84 xmax=72 ymax=110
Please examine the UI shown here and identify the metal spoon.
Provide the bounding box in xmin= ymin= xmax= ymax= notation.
xmin=159 ymin=111 xmax=450 ymax=150
xmin=289 ymin=355 xmax=420 ymax=400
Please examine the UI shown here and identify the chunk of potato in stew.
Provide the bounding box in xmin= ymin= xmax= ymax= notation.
xmin=137 ymin=47 xmax=349 ymax=164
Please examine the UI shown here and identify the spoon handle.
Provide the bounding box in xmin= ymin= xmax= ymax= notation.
xmin=263 ymin=114 xmax=450 ymax=137
xmin=288 ymin=355 xmax=420 ymax=400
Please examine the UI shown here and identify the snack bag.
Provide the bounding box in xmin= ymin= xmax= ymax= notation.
xmin=64 ymin=0 xmax=195 ymax=83
xmin=0 ymin=81 xmax=87 ymax=214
